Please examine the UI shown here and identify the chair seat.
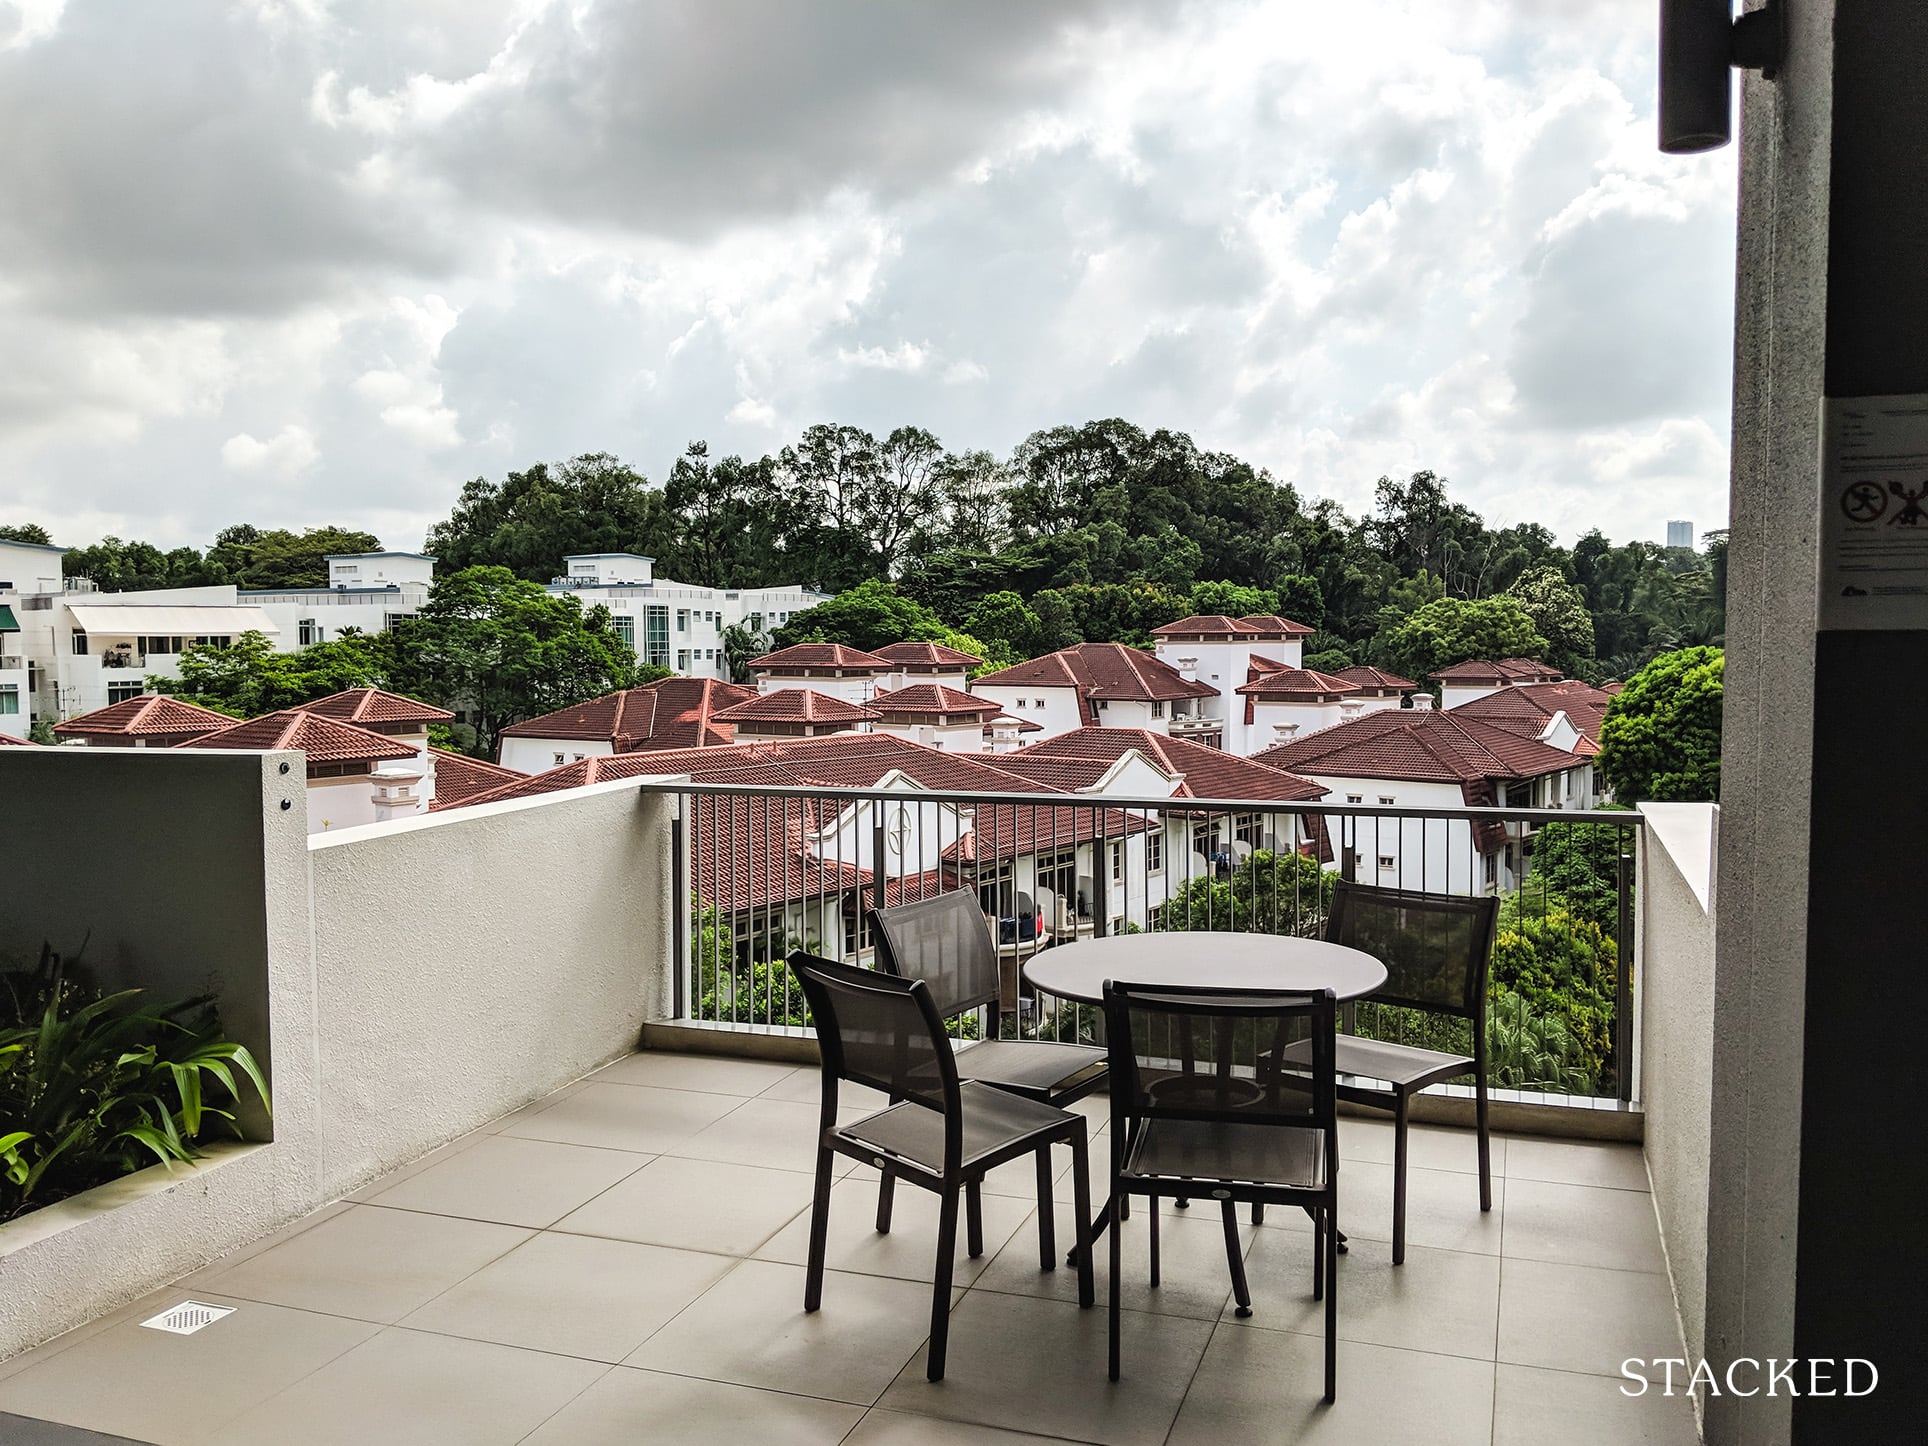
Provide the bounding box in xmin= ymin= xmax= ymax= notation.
xmin=838 ymin=1081 xmax=1077 ymax=1176
xmin=1277 ymin=1034 xmax=1472 ymax=1091
xmin=953 ymin=1038 xmax=1107 ymax=1098
xmin=1122 ymin=1117 xmax=1328 ymax=1193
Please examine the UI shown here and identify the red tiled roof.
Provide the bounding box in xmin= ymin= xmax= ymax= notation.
xmin=1235 ymin=668 xmax=1361 ymax=700
xmin=1333 ymin=665 xmax=1417 ymax=693
xmin=1236 ymin=614 xmax=1318 ymax=638
xmin=1600 ymin=680 xmax=1625 ymax=695
xmin=300 ymin=688 xmax=453 ymax=726
xmin=428 ymin=749 xmax=526 ymax=811
xmin=1002 ymin=727 xmax=1328 ymax=803
xmin=53 ymin=695 xmax=234 ymax=740
xmin=973 ymin=644 xmax=1217 ymax=720
xmin=749 ymin=642 xmax=890 ymax=671
xmin=710 ymin=689 xmax=880 ymax=725
xmin=1149 ymin=615 xmax=1257 ymax=639
xmin=1428 ymin=658 xmax=1562 ymax=684
xmin=497 ymin=678 xmax=757 ymax=752
xmin=870 ymin=641 xmax=984 ymax=669
xmin=187 ymin=708 xmax=419 ymax=767
xmin=0 ymin=731 xmax=37 ymax=746
xmin=1251 ymin=708 xmax=1581 ymax=785
xmin=1449 ymin=680 xmax=1613 ymax=754
xmin=869 ymin=684 xmax=1000 ymax=719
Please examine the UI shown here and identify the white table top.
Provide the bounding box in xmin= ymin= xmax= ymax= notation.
xmin=1022 ymin=931 xmax=1388 ymax=1005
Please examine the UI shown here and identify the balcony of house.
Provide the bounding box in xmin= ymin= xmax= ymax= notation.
xmin=0 ymin=750 xmax=1715 ymax=1445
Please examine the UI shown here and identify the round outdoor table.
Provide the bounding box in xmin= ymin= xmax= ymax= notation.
xmin=1023 ymin=931 xmax=1387 ymax=1005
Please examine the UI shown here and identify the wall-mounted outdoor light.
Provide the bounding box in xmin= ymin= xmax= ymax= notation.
xmin=1659 ymin=0 xmax=1786 ymax=153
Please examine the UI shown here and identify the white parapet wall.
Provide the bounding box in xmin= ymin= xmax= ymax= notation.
xmin=1636 ymin=801 xmax=1719 ymax=1389
xmin=0 ymin=747 xmax=677 ymax=1359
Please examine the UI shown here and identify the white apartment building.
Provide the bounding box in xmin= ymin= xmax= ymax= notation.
xmin=1146 ymin=614 xmax=1317 ymax=754
xmin=969 ymin=643 xmax=1220 ymax=744
xmin=546 ymin=554 xmax=831 ymax=680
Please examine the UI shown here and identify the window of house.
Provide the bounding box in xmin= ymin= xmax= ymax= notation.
xmin=1483 ymin=852 xmax=1498 ymax=887
xmin=191 ymin=635 xmax=231 ymax=649
xmin=1191 ymin=821 xmax=1216 ymax=857
xmin=298 ymin=619 xmax=321 ymax=646
xmin=1378 ymin=854 xmax=1395 ymax=870
xmin=0 ymin=684 xmax=18 ymax=715
xmin=1235 ymin=815 xmax=1260 ymax=845
xmin=574 ymin=753 xmax=586 ymax=762
xmin=107 ymin=682 xmax=144 ymax=705
xmin=553 ymin=753 xmax=566 ymax=766
xmin=1378 ymin=795 xmax=1395 ymax=806
xmin=1147 ymin=831 xmax=1164 ymax=873
xmin=1110 ymin=843 xmax=1124 ymax=882
xmin=677 ymin=650 xmax=691 ymax=670
xmin=645 ymin=606 xmax=670 ymax=667
xmin=383 ymin=614 xmax=413 ymax=633
xmin=71 ymin=630 xmax=88 ymax=656
xmin=612 ymin=615 xmax=635 ymax=648
xmin=1346 ymin=794 xmax=1363 ymax=804
xmin=677 ymin=609 xmax=689 ymax=631
xmin=1150 ymin=699 xmax=1164 ymax=719
xmin=1095 ymin=699 xmax=1109 ymax=711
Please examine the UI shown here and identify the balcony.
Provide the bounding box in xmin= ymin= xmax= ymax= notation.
xmin=0 ymin=750 xmax=1715 ymax=1444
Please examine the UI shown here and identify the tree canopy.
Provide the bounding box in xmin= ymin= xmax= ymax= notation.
xmin=0 ymin=524 xmax=53 ymax=544
xmin=1378 ymin=596 xmax=1548 ymax=683
xmin=1596 ymin=645 xmax=1724 ymax=802
xmin=156 ymin=630 xmax=390 ymax=717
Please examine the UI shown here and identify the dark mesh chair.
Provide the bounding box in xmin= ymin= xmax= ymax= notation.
xmin=1282 ymin=882 xmax=1500 ymax=1265
xmin=1101 ymin=983 xmax=1340 ymax=1401
xmin=867 ymin=893 xmax=1108 ymax=1104
xmin=786 ymin=951 xmax=1094 ymax=1382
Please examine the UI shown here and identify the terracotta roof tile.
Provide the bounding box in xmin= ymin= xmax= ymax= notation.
xmin=869 ymin=684 xmax=1000 ymax=718
xmin=1251 ymin=708 xmax=1580 ymax=785
xmin=749 ymin=642 xmax=890 ymax=671
xmin=0 ymin=731 xmax=37 ymax=746
xmin=973 ymin=643 xmax=1218 ymax=707
xmin=710 ymin=689 xmax=880 ymax=724
xmin=1235 ymin=614 xmax=1318 ymax=638
xmin=1450 ymin=679 xmax=1613 ymax=751
xmin=497 ymin=677 xmax=757 ymax=751
xmin=187 ymin=708 xmax=419 ymax=768
xmin=1149 ymin=615 xmax=1257 ymax=638
xmin=1428 ymin=658 xmax=1562 ymax=683
xmin=53 ymin=695 xmax=235 ymax=741
xmin=1002 ymin=727 xmax=1328 ymax=802
xmin=870 ymin=641 xmax=984 ymax=669
xmin=428 ymin=749 xmax=526 ymax=811
xmin=1333 ymin=665 xmax=1417 ymax=692
xmin=1234 ymin=668 xmax=1361 ymax=700
xmin=300 ymin=688 xmax=454 ymax=726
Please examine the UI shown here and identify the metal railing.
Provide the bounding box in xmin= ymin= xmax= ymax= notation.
xmin=638 ymin=779 xmax=1644 ymax=1106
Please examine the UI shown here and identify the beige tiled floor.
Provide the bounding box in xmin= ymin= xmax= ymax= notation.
xmin=0 ymin=1051 xmax=1699 ymax=1445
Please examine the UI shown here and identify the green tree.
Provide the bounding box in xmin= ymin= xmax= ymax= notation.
xmin=1275 ymin=574 xmax=1325 ymax=629
xmin=1522 ymin=820 xmax=1630 ymax=932
xmin=208 ymin=526 xmax=383 ymax=589
xmin=1488 ymin=907 xmax=1619 ymax=1092
xmin=1378 ymin=595 xmax=1548 ymax=682
xmin=155 ymin=630 xmax=393 ymax=717
xmin=389 ymin=566 xmax=652 ymax=758
xmin=1154 ymin=848 xmax=1335 ymax=936
xmin=63 ymin=537 xmax=219 ymax=591
xmin=426 ymin=454 xmax=666 ymax=582
xmin=1596 ymin=646 xmax=1723 ymax=802
xmin=0 ymin=524 xmax=52 ymax=544
xmin=1508 ymin=564 xmax=1595 ymax=676
xmin=659 ymin=443 xmax=790 ymax=589
xmin=963 ymin=591 xmax=1052 ymax=661
xmin=1185 ymin=581 xmax=1282 ymax=619
xmin=719 ymin=623 xmax=769 ymax=685
xmin=770 ymin=578 xmax=948 ymax=652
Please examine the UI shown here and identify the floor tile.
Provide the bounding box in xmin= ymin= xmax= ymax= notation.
xmin=760 ymin=1067 xmax=890 ymax=1113
xmin=1497 ymin=1257 xmax=1685 ymax=1377
xmin=362 ymin=1134 xmax=651 ymax=1227
xmin=553 ymin=1154 xmax=817 ymax=1255
xmin=1167 ymin=1325 xmax=1495 ymax=1446
xmin=974 ymin=1198 xmax=1244 ymax=1320
xmin=755 ymin=1175 xmax=1037 ymax=1286
xmin=497 ymin=1082 xmax=743 ymax=1153
xmin=0 ymin=1413 xmax=153 ymax=1445
xmin=193 ymin=1203 xmax=531 ymax=1322
xmin=1257 ymin=1160 xmax=1502 ymax=1257
xmin=344 ymin=1132 xmax=486 ymax=1202
xmin=521 ymin=1367 xmax=864 ymax=1445
xmin=1228 ymin=1234 xmax=1501 ymax=1360
xmin=1493 ymin=1362 xmax=1700 ymax=1444
xmin=177 ymin=1201 xmax=356 ymax=1287
xmin=401 ymin=1233 xmax=735 ymax=1362
xmin=878 ymin=1290 xmax=1212 ymax=1446
xmin=594 ymin=1052 xmax=806 ymax=1096
xmin=666 ymin=1096 xmax=873 ymax=1175
xmin=203 ymin=1326 xmax=606 ymax=1446
xmin=1501 ymin=1177 xmax=1665 ymax=1273
xmin=1503 ymin=1136 xmax=1650 ymax=1192
xmin=483 ymin=1079 xmax=588 ymax=1132
xmin=843 ymin=1409 xmax=1072 ymax=1444
xmin=626 ymin=1259 xmax=946 ymax=1405
xmin=0 ymin=1296 xmax=375 ymax=1445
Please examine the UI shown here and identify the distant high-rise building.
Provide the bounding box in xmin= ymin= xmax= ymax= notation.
xmin=1667 ymin=520 xmax=1694 ymax=549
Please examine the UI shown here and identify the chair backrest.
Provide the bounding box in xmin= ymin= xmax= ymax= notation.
xmin=1101 ymin=982 xmax=1337 ymax=1137
xmin=866 ymin=891 xmax=999 ymax=1018
xmin=786 ymin=950 xmax=960 ymax=1115
xmin=1324 ymin=881 xmax=1499 ymax=1021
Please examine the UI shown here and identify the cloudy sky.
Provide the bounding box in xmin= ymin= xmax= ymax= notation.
xmin=0 ymin=0 xmax=1736 ymax=556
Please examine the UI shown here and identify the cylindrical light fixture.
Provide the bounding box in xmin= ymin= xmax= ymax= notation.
xmin=1659 ymin=0 xmax=1735 ymax=153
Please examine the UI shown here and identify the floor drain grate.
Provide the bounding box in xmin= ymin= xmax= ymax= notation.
xmin=140 ymin=1301 xmax=236 ymax=1335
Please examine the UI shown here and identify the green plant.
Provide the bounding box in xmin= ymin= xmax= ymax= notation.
xmin=1 ymin=946 xmax=271 ymax=1221
xmin=1487 ymin=989 xmax=1596 ymax=1094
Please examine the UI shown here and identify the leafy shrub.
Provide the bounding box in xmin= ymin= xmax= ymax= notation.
xmin=1488 ymin=988 xmax=1597 ymax=1094
xmin=1 ymin=947 xmax=271 ymax=1221
xmin=1488 ymin=907 xmax=1618 ymax=1090
xmin=1520 ymin=820 xmax=1629 ymax=933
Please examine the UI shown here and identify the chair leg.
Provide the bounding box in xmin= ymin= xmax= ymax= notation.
xmin=805 ymin=1144 xmax=836 ymax=1313
xmin=1069 ymin=1130 xmax=1095 ymax=1308
xmin=1392 ymin=1092 xmax=1410 ymax=1266
xmin=1148 ymin=1192 xmax=1161 ymax=1288
xmin=1036 ymin=1149 xmax=1057 ymax=1272
xmin=966 ymin=1179 xmax=984 ymax=1259
xmin=1250 ymin=1201 xmax=1265 ymax=1224
xmin=928 ymin=1187 xmax=961 ymax=1382
xmin=1221 ymin=1200 xmax=1252 ymax=1318
xmin=1108 ymin=1192 xmax=1123 ymax=1380
xmin=1476 ymin=1069 xmax=1493 ymax=1213
xmin=876 ymin=1169 xmax=896 ymax=1234
xmin=1324 ymin=1199 xmax=1339 ymax=1403
xmin=1312 ymin=1209 xmax=1325 ymax=1301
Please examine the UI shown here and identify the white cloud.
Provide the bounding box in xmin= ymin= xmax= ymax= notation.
xmin=220 ymin=424 xmax=319 ymax=477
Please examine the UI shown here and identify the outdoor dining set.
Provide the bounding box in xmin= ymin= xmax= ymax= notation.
xmin=785 ymin=881 xmax=1500 ymax=1405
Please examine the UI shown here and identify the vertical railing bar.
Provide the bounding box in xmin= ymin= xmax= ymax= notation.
xmin=1617 ymin=823 xmax=1635 ymax=1104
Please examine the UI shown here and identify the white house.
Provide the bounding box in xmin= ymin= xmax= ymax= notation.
xmin=495 ymin=676 xmax=756 ymax=773
xmin=748 ymin=642 xmax=890 ymax=702
xmin=1428 ymin=657 xmax=1565 ymax=710
xmin=1447 ymin=679 xmax=1615 ymax=804
xmin=1252 ymin=701 xmax=1590 ymax=895
xmin=188 ymin=707 xmax=424 ymax=834
xmin=1145 ymin=614 xmax=1319 ymax=753
xmin=1236 ymin=666 xmax=1369 ymax=752
xmin=708 ymin=687 xmax=879 ymax=739
xmin=241 ymin=551 xmax=437 ymax=646
xmin=867 ymin=684 xmax=1003 ymax=752
xmin=969 ymin=643 xmax=1219 ymax=744
xmin=870 ymin=640 xmax=982 ymax=692
xmin=51 ymin=694 xmax=234 ymax=748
